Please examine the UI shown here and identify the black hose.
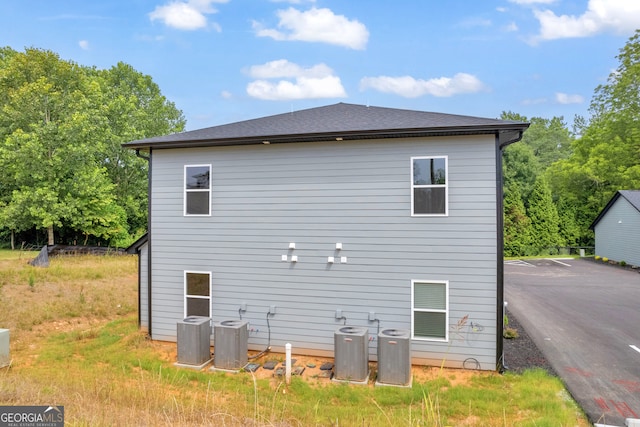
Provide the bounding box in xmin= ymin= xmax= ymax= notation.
xmin=248 ymin=311 xmax=272 ymax=360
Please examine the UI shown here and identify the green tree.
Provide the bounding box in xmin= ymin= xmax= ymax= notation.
xmin=527 ymin=177 xmax=562 ymax=254
xmin=500 ymin=111 xmax=574 ymax=203
xmin=0 ymin=47 xmax=184 ymax=246
xmin=556 ymin=197 xmax=581 ymax=247
xmin=503 ymin=183 xmax=532 ymax=257
xmin=92 ymin=62 xmax=185 ymax=236
xmin=503 ymin=142 xmax=540 ymax=203
xmin=524 ymin=116 xmax=573 ymax=169
xmin=0 ymin=48 xmax=125 ymax=245
xmin=547 ymin=30 xmax=640 ymax=243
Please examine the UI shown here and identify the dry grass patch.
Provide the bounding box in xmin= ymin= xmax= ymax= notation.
xmin=0 ymin=250 xmax=590 ymax=426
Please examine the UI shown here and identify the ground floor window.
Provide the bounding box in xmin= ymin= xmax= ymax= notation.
xmin=411 ymin=280 xmax=448 ymax=341
xmin=184 ymin=271 xmax=211 ymax=318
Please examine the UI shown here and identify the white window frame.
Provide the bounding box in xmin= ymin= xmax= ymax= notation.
xmin=411 ymin=280 xmax=449 ymax=342
xmin=410 ymin=156 xmax=448 ymax=217
xmin=184 ymin=164 xmax=211 ymax=216
xmin=184 ymin=271 xmax=212 ymax=318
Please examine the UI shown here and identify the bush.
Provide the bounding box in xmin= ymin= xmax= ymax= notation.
xmin=602 ymin=257 xmax=609 ymax=262
xmin=503 ymin=327 xmax=519 ymax=339
xmin=595 ymin=255 xmax=601 ymax=260
xmin=620 ymin=260 xmax=627 ymax=266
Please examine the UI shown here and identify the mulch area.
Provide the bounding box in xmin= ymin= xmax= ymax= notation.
xmin=502 ymin=307 xmax=555 ymax=375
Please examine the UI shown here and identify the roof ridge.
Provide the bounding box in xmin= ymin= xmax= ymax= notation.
xmin=124 ymin=102 xmax=529 ymax=149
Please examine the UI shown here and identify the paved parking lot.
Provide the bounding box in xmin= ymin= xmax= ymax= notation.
xmin=505 ymin=258 xmax=640 ymax=426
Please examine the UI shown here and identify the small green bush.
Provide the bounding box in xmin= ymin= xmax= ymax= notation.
xmin=620 ymin=260 xmax=627 ymax=266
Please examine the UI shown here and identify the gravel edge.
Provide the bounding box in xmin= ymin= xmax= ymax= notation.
xmin=502 ymin=308 xmax=556 ymax=375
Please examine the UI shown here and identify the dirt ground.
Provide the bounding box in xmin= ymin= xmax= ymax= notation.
xmin=152 ymin=340 xmax=488 ymax=387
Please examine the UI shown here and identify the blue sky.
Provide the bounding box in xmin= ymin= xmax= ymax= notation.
xmin=1 ymin=0 xmax=639 ymax=131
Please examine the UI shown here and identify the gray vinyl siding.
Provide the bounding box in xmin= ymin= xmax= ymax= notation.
xmin=149 ymin=135 xmax=498 ymax=370
xmin=594 ymin=197 xmax=640 ymax=267
xmin=139 ymin=242 xmax=149 ymax=330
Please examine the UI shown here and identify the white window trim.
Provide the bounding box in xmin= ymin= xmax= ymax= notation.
xmin=184 ymin=270 xmax=212 ymax=318
xmin=410 ymin=156 xmax=448 ymax=217
xmin=184 ymin=164 xmax=212 ymax=217
xmin=411 ymin=279 xmax=449 ymax=342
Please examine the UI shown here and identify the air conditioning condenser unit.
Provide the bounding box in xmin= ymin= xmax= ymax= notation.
xmin=213 ymin=320 xmax=248 ymax=371
xmin=0 ymin=329 xmax=9 ymax=368
xmin=334 ymin=326 xmax=369 ymax=383
xmin=176 ymin=316 xmax=212 ymax=368
xmin=376 ymin=328 xmax=411 ymax=386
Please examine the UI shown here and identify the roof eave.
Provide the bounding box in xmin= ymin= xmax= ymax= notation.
xmin=589 ymin=192 xmax=621 ymax=230
xmin=123 ymin=123 xmax=530 ymax=150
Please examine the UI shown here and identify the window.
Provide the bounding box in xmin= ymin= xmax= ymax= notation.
xmin=411 ymin=156 xmax=447 ymax=216
xmin=184 ymin=272 xmax=211 ymax=318
xmin=411 ymin=280 xmax=448 ymax=341
xmin=185 ymin=165 xmax=211 ymax=216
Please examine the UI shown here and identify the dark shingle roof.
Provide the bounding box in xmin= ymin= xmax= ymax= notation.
xmin=620 ymin=190 xmax=640 ymax=211
xmin=589 ymin=190 xmax=640 ymax=230
xmin=124 ymin=102 xmax=529 ymax=149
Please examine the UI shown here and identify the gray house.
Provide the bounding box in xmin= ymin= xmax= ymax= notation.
xmin=590 ymin=190 xmax=640 ymax=268
xmin=124 ymin=103 xmax=528 ymax=371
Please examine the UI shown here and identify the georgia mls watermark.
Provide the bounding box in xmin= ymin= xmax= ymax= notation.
xmin=0 ymin=406 xmax=64 ymax=427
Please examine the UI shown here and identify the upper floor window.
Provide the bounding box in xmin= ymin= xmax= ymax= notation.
xmin=411 ymin=156 xmax=447 ymax=216
xmin=184 ymin=165 xmax=211 ymax=216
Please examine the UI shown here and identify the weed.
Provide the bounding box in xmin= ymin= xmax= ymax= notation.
xmin=503 ymin=327 xmax=520 ymax=339
xmin=79 ymin=285 xmax=86 ymax=305
xmin=28 ymin=271 xmax=35 ymax=292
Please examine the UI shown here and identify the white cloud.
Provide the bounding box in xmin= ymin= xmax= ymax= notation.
xmin=456 ymin=17 xmax=492 ymax=29
xmin=521 ymin=97 xmax=548 ymax=105
xmin=359 ymin=73 xmax=486 ymax=98
xmin=136 ymin=34 xmax=165 ymax=42
xmin=253 ymin=7 xmax=369 ymax=50
xmin=270 ymin=0 xmax=316 ymax=3
xmin=509 ymin=0 xmax=557 ymax=4
xmin=220 ymin=90 xmax=232 ymax=99
xmin=246 ymin=59 xmax=333 ymax=79
xmin=149 ymin=0 xmax=227 ymax=30
xmin=530 ymin=0 xmax=640 ymax=41
xmin=245 ymin=59 xmax=346 ymax=100
xmin=555 ymin=92 xmax=584 ymax=104
xmin=78 ymin=40 xmax=90 ymax=50
xmin=504 ymin=21 xmax=519 ymax=32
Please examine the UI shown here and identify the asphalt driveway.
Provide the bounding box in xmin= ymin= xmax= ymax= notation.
xmin=505 ymin=258 xmax=640 ymax=427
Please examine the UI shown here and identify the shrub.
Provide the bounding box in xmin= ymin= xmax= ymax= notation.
xmin=620 ymin=260 xmax=627 ymax=267
xmin=503 ymin=327 xmax=519 ymax=339
xmin=595 ymin=255 xmax=601 ymax=260
xmin=602 ymin=257 xmax=609 ymax=263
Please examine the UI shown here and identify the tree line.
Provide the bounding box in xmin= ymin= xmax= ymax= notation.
xmin=0 ymin=47 xmax=185 ymax=248
xmin=503 ymin=30 xmax=640 ymax=256
xmin=1 ymin=31 xmax=639 ymax=252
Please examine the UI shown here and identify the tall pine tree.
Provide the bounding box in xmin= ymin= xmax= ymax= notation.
xmin=503 ymin=183 xmax=533 ymax=256
xmin=527 ymin=177 xmax=562 ymax=255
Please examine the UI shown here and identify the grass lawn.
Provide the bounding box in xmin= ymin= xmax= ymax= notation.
xmin=0 ymin=250 xmax=589 ymax=426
